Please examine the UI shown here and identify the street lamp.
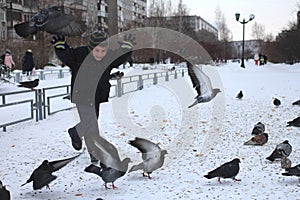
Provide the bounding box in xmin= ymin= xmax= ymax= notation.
xmin=235 ymin=13 xmax=255 ymax=68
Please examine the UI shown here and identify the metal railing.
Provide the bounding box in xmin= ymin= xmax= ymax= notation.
xmin=0 ymin=68 xmax=187 ymax=131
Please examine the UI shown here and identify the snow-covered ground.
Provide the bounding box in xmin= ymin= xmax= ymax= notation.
xmin=0 ymin=60 xmax=299 ymax=200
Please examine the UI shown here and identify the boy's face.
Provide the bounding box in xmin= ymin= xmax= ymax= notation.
xmin=92 ymin=46 xmax=107 ymax=61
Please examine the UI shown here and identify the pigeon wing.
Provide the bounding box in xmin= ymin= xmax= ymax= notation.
xmin=49 ymin=153 xmax=81 ymax=173
xmin=129 ymin=137 xmax=162 ymax=161
xmin=14 ymin=22 xmax=38 ymax=37
xmin=42 ymin=7 xmax=86 ymax=36
xmin=188 ymin=64 xmax=212 ymax=97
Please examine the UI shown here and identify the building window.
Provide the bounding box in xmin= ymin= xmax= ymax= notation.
xmin=0 ymin=12 xmax=5 ymax=22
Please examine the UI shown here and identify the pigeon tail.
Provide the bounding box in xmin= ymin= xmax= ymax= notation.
xmin=84 ymin=164 xmax=101 ymax=176
xmin=204 ymin=174 xmax=214 ymax=179
xmin=128 ymin=163 xmax=144 ymax=173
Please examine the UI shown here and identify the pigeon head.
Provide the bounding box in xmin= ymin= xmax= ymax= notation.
xmin=232 ymin=158 xmax=241 ymax=164
xmin=161 ymin=150 xmax=168 ymax=156
xmin=32 ymin=8 xmax=49 ymax=27
xmin=283 ymin=140 xmax=289 ymax=144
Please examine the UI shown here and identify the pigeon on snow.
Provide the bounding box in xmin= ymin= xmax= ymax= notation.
xmin=236 ymin=90 xmax=243 ymax=100
xmin=0 ymin=181 xmax=10 ymax=200
xmin=14 ymin=6 xmax=86 ymax=38
xmin=273 ymin=97 xmax=281 ymax=107
xmin=187 ymin=62 xmax=221 ymax=108
xmin=282 ymin=164 xmax=300 ymax=177
xmin=292 ymin=99 xmax=300 ymax=106
xmin=251 ymin=122 xmax=265 ymax=135
xmin=204 ymin=158 xmax=241 ymax=183
xmin=266 ymin=140 xmax=292 ymax=162
xmin=84 ymin=158 xmax=131 ymax=189
xmin=110 ymin=71 xmax=124 ymax=80
xmin=128 ymin=137 xmax=168 ymax=179
xmin=18 ymin=79 xmax=39 ymax=89
xmin=286 ymin=116 xmax=300 ymax=127
xmin=244 ymin=133 xmax=268 ymax=145
xmin=21 ymin=153 xmax=81 ymax=190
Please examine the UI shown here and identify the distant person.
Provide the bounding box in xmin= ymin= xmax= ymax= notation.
xmin=254 ymin=53 xmax=259 ymax=65
xmin=22 ymin=49 xmax=35 ymax=76
xmin=263 ymin=55 xmax=268 ymax=65
xmin=259 ymin=54 xmax=265 ymax=66
xmin=4 ymin=49 xmax=15 ymax=76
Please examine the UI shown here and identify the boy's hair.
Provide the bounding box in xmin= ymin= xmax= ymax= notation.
xmin=88 ymin=31 xmax=108 ymax=51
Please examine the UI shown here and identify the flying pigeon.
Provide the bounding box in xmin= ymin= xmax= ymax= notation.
xmin=292 ymin=100 xmax=300 ymax=106
xmin=244 ymin=133 xmax=268 ymax=145
xmin=84 ymin=159 xmax=131 ymax=189
xmin=281 ymin=156 xmax=292 ymax=169
xmin=282 ymin=164 xmax=300 ymax=177
xmin=18 ymin=79 xmax=39 ymax=89
xmin=110 ymin=71 xmax=124 ymax=80
xmin=128 ymin=137 xmax=168 ymax=179
xmin=266 ymin=140 xmax=292 ymax=162
xmin=236 ymin=90 xmax=243 ymax=100
xmin=187 ymin=62 xmax=221 ymax=108
xmin=14 ymin=6 xmax=86 ymax=38
xmin=204 ymin=158 xmax=241 ymax=183
xmin=273 ymin=97 xmax=281 ymax=107
xmin=21 ymin=153 xmax=81 ymax=190
xmin=251 ymin=122 xmax=265 ymax=135
xmin=0 ymin=181 xmax=10 ymax=200
xmin=286 ymin=116 xmax=300 ymax=127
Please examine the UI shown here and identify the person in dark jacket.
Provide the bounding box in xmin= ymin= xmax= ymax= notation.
xmin=22 ymin=49 xmax=35 ymax=75
xmin=52 ymin=31 xmax=135 ymax=164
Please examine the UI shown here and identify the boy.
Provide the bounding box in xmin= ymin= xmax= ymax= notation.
xmin=52 ymin=31 xmax=135 ymax=163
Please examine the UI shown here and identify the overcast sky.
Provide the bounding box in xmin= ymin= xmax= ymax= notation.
xmin=165 ymin=0 xmax=300 ymax=41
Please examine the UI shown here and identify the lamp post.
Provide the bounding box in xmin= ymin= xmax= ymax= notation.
xmin=235 ymin=13 xmax=255 ymax=68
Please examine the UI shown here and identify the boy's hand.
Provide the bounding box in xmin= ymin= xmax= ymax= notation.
xmin=51 ymin=35 xmax=66 ymax=49
xmin=120 ymin=33 xmax=136 ymax=49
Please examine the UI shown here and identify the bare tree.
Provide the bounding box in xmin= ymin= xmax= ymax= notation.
xmin=214 ymin=6 xmax=232 ymax=61
xmin=215 ymin=6 xmax=231 ymax=41
xmin=251 ymin=22 xmax=266 ymax=40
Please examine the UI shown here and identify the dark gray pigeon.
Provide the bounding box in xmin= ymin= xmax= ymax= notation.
xmin=273 ymin=97 xmax=281 ymax=107
xmin=128 ymin=137 xmax=168 ymax=179
xmin=21 ymin=153 xmax=81 ymax=190
xmin=18 ymin=79 xmax=39 ymax=89
xmin=266 ymin=140 xmax=292 ymax=162
xmin=204 ymin=158 xmax=241 ymax=183
xmin=251 ymin=122 xmax=265 ymax=135
xmin=282 ymin=164 xmax=300 ymax=177
xmin=0 ymin=181 xmax=10 ymax=200
xmin=84 ymin=158 xmax=131 ymax=189
xmin=187 ymin=62 xmax=221 ymax=108
xmin=236 ymin=90 xmax=243 ymax=99
xmin=286 ymin=116 xmax=300 ymax=127
xmin=244 ymin=133 xmax=268 ymax=145
xmin=14 ymin=6 xmax=86 ymax=38
xmin=110 ymin=71 xmax=124 ymax=80
xmin=292 ymin=100 xmax=300 ymax=106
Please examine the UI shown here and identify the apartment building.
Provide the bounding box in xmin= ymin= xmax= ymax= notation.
xmin=0 ymin=0 xmax=147 ymax=41
xmin=144 ymin=15 xmax=218 ymax=39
